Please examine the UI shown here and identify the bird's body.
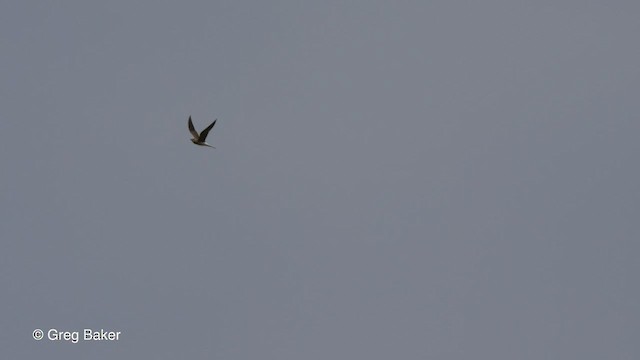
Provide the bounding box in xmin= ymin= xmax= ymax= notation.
xmin=188 ymin=116 xmax=217 ymax=148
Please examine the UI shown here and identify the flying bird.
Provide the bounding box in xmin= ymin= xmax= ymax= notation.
xmin=188 ymin=116 xmax=217 ymax=148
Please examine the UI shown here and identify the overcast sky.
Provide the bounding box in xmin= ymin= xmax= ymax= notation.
xmin=1 ymin=1 xmax=639 ymax=359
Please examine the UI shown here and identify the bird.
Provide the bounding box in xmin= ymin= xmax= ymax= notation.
xmin=188 ymin=116 xmax=217 ymax=148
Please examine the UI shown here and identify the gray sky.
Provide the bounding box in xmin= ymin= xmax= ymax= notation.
xmin=1 ymin=1 xmax=639 ymax=359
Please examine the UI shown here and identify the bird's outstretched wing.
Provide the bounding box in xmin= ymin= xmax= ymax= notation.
xmin=188 ymin=116 xmax=200 ymax=139
xmin=199 ymin=119 xmax=217 ymax=142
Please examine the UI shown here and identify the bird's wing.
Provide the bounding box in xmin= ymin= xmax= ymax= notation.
xmin=188 ymin=116 xmax=200 ymax=139
xmin=199 ymin=119 xmax=217 ymax=142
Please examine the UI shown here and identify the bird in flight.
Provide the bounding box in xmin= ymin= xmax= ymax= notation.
xmin=188 ymin=116 xmax=217 ymax=148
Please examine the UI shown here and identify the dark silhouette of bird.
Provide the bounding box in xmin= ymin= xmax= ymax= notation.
xmin=188 ymin=116 xmax=217 ymax=148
